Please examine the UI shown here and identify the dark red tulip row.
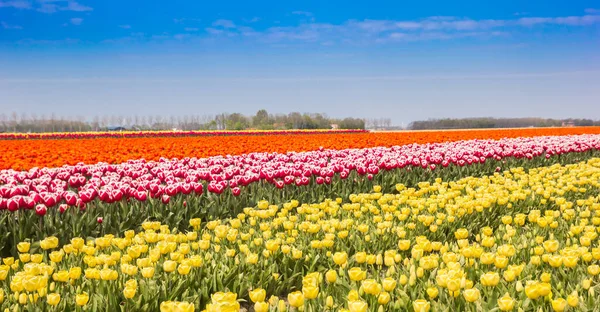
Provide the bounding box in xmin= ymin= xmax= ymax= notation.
xmin=0 ymin=129 xmax=368 ymax=140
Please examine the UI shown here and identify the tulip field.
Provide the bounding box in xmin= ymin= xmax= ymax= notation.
xmin=2 ymin=128 xmax=600 ymax=311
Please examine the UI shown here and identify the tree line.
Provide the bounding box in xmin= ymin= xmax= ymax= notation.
xmin=408 ymin=117 xmax=600 ymax=130
xmin=0 ymin=110 xmax=367 ymax=133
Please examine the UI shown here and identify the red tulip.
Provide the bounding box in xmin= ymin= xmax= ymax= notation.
xmin=7 ymin=198 xmax=19 ymax=212
xmin=97 ymin=217 xmax=103 ymax=223
xmin=35 ymin=204 xmax=47 ymax=216
xmin=162 ymin=194 xmax=170 ymax=204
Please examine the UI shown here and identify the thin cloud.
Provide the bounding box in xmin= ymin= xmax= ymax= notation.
xmin=70 ymin=17 xmax=83 ymax=25
xmin=244 ymin=17 xmax=260 ymax=23
xmin=119 ymin=25 xmax=131 ymax=29
xmin=518 ymin=15 xmax=600 ymax=26
xmin=2 ymin=71 xmax=599 ymax=84
xmin=232 ymin=13 xmax=600 ymax=44
xmin=174 ymin=18 xmax=201 ymax=23
xmin=63 ymin=0 xmax=91 ymax=11
xmin=212 ymin=19 xmax=236 ymax=28
xmin=1 ymin=21 xmax=23 ymax=29
xmin=184 ymin=27 xmax=199 ymax=31
xmin=0 ymin=0 xmax=30 ymax=9
xmin=292 ymin=11 xmax=313 ymax=17
xmin=585 ymin=8 xmax=600 ymax=14
xmin=205 ymin=27 xmax=224 ymax=35
xmin=36 ymin=0 xmax=91 ymax=13
xmin=15 ymin=38 xmax=80 ymax=45
xmin=174 ymin=34 xmax=191 ymax=40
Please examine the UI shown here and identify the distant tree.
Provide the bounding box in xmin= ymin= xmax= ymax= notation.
xmin=253 ymin=109 xmax=270 ymax=128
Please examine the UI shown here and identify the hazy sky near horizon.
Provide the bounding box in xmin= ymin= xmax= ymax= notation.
xmin=0 ymin=0 xmax=599 ymax=125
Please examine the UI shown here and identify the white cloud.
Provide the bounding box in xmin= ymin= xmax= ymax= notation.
xmin=70 ymin=17 xmax=82 ymax=25
xmin=212 ymin=19 xmax=235 ymax=28
xmin=0 ymin=0 xmax=30 ymax=9
xmin=1 ymin=21 xmax=23 ymax=29
xmin=184 ymin=27 xmax=198 ymax=31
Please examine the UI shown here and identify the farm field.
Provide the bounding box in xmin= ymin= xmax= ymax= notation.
xmin=2 ymin=129 xmax=600 ymax=311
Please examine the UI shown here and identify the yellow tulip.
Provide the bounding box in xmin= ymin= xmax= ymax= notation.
xmin=177 ymin=264 xmax=191 ymax=275
xmin=347 ymin=289 xmax=360 ymax=301
xmin=378 ymin=292 xmax=391 ymax=305
xmin=525 ymin=283 xmax=541 ymax=300
xmin=19 ymin=253 xmax=30 ymax=263
xmin=348 ymin=267 xmax=366 ymax=282
xmin=31 ymin=254 xmax=43 ymax=263
xmin=17 ymin=242 xmax=30 ymax=253
xmin=19 ymin=293 xmax=27 ymax=305
xmin=412 ymin=299 xmax=431 ymax=312
xmin=551 ymin=298 xmax=567 ymax=312
xmin=355 ymin=252 xmax=367 ymax=263
xmin=69 ymin=267 xmax=82 ymax=280
xmin=71 ymin=237 xmax=85 ymax=250
xmin=76 ymin=293 xmax=89 ymax=306
xmin=326 ymin=296 xmax=334 ymax=307
xmin=503 ymin=270 xmax=516 ymax=282
xmin=454 ymin=228 xmax=469 ymax=239
xmin=480 ymin=272 xmax=500 ymax=287
xmin=123 ymin=287 xmax=136 ymax=299
xmin=361 ymin=279 xmax=382 ymax=296
xmin=287 ymin=291 xmax=304 ymax=307
xmin=588 ymin=265 xmax=600 ymax=276
xmin=302 ymin=285 xmax=319 ymax=299
xmin=463 ymin=288 xmax=480 ymax=303
xmin=426 ymin=287 xmax=439 ymax=299
xmin=497 ymin=293 xmax=515 ymax=311
xmin=548 ymin=255 xmax=563 ymax=268
xmin=567 ymin=292 xmax=579 ymax=307
xmin=249 ymin=288 xmax=266 ymax=303
xmin=254 ymin=301 xmax=269 ymax=312
xmin=52 ymin=270 xmax=69 ymax=282
xmin=382 ymin=277 xmax=396 ymax=291
xmin=141 ymin=267 xmax=155 ymax=278
xmin=163 ymin=260 xmax=177 ymax=273
xmin=398 ymin=240 xmax=411 ymax=251
xmin=326 ymin=270 xmax=338 ymax=283
xmin=333 ymin=252 xmax=348 ymax=266
xmin=583 ymin=279 xmax=592 ymax=290
xmin=348 ymin=300 xmax=368 ymax=312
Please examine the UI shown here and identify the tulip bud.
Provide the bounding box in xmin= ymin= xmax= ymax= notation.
xmin=326 ymin=296 xmax=334 ymax=307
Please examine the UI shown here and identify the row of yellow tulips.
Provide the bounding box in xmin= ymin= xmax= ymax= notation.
xmin=1 ymin=158 xmax=600 ymax=311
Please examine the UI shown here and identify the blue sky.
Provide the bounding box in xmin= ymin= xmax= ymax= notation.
xmin=0 ymin=0 xmax=599 ymax=125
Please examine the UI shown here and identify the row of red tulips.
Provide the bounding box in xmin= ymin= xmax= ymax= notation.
xmin=0 ymin=129 xmax=367 ymax=140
